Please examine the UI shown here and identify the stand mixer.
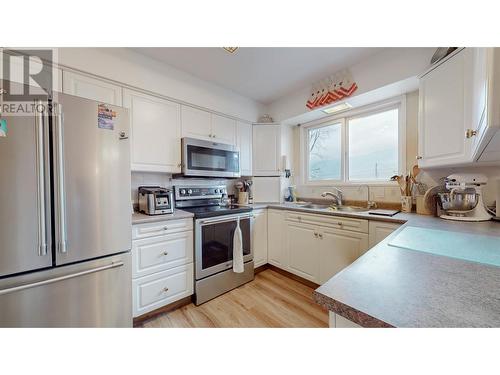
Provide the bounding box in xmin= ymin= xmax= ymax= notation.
xmin=437 ymin=173 xmax=492 ymax=222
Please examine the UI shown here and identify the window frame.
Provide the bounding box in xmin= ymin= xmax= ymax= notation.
xmin=300 ymin=96 xmax=406 ymax=186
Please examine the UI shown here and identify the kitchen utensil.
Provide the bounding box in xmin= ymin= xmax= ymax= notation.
xmin=423 ymin=185 xmax=447 ymax=216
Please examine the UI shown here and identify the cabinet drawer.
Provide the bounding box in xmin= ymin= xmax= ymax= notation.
xmin=132 ymin=264 xmax=194 ymax=317
xmin=132 ymin=218 xmax=193 ymax=240
xmin=132 ymin=231 xmax=193 ymax=278
xmin=285 ymin=212 xmax=368 ymax=233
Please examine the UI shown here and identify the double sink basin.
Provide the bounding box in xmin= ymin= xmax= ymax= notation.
xmin=293 ymin=202 xmax=369 ymax=213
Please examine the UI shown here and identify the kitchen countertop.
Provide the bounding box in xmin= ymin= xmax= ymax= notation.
xmin=311 ymin=213 xmax=500 ymax=328
xmin=132 ymin=210 xmax=194 ymax=225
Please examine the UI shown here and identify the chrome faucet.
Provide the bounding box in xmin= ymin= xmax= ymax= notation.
xmin=321 ymin=188 xmax=343 ymax=206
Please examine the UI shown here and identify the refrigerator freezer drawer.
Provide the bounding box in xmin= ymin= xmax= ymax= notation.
xmin=0 ymin=253 xmax=132 ymax=327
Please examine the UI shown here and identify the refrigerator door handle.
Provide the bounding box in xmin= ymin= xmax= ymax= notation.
xmin=0 ymin=261 xmax=124 ymax=296
xmin=53 ymin=103 xmax=67 ymax=254
xmin=34 ymin=100 xmax=47 ymax=256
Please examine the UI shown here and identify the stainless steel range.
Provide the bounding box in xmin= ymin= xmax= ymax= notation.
xmin=174 ymin=185 xmax=254 ymax=305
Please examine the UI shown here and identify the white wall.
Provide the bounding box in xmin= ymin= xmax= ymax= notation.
xmin=58 ymin=48 xmax=265 ymax=122
xmin=266 ymin=48 xmax=435 ymax=124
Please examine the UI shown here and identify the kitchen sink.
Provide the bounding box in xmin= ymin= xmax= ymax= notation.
xmin=300 ymin=203 xmax=369 ymax=212
xmin=302 ymin=203 xmax=331 ymax=209
xmin=329 ymin=205 xmax=369 ymax=212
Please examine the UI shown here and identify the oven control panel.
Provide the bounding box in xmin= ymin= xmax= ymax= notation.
xmin=175 ymin=185 xmax=226 ymax=200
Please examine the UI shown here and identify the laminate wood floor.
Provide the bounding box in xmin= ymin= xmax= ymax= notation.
xmin=140 ymin=269 xmax=328 ymax=328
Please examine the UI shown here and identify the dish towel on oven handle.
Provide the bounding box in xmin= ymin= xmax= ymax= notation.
xmin=233 ymin=217 xmax=244 ymax=273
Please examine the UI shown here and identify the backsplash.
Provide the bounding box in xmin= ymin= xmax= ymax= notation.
xmin=295 ymin=184 xmax=402 ymax=204
xmin=131 ymin=172 xmax=240 ymax=204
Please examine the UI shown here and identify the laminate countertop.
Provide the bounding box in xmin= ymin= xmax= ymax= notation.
xmin=132 ymin=210 xmax=194 ymax=225
xmin=310 ymin=213 xmax=500 ymax=328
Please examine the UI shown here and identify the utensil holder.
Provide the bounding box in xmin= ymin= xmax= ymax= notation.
xmin=401 ymin=196 xmax=413 ymax=213
xmin=238 ymin=192 xmax=249 ymax=205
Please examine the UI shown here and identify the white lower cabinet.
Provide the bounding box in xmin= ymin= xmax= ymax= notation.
xmin=368 ymin=221 xmax=401 ymax=249
xmin=286 ymin=221 xmax=320 ymax=282
xmin=132 ymin=264 xmax=194 ymax=318
xmin=132 ymin=218 xmax=194 ymax=318
xmin=252 ymin=209 xmax=268 ymax=268
xmin=329 ymin=312 xmax=362 ymax=328
xmin=319 ymin=228 xmax=368 ymax=284
xmin=267 ymin=209 xmax=287 ymax=268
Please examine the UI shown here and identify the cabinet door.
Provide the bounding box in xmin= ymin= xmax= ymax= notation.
xmin=253 ymin=125 xmax=281 ymax=176
xmin=124 ymin=89 xmax=181 ymax=173
xmin=285 ymin=221 xmax=320 ymax=283
xmin=62 ymin=71 xmax=122 ymax=105
xmin=211 ymin=113 xmax=236 ymax=145
xmin=252 ymin=209 xmax=268 ymax=268
xmin=237 ymin=121 xmax=253 ymax=176
xmin=418 ymin=49 xmax=471 ymax=168
xmin=368 ymin=221 xmax=401 ymax=249
xmin=267 ymin=209 xmax=286 ymax=268
xmin=181 ymin=105 xmax=212 ymax=141
xmin=319 ymin=228 xmax=368 ymax=284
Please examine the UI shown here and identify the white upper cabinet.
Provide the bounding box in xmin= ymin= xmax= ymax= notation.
xmin=123 ymin=89 xmax=181 ymax=173
xmin=237 ymin=121 xmax=253 ymax=176
xmin=253 ymin=124 xmax=281 ymax=176
xmin=418 ymin=48 xmax=500 ymax=168
xmin=211 ymin=113 xmax=236 ymax=145
xmin=181 ymin=105 xmax=237 ymax=145
xmin=181 ymin=105 xmax=212 ymax=141
xmin=418 ymin=48 xmax=472 ymax=168
xmin=62 ymin=71 xmax=122 ymax=105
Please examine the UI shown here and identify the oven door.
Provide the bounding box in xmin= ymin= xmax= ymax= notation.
xmin=195 ymin=213 xmax=253 ymax=280
xmin=182 ymin=137 xmax=240 ymax=178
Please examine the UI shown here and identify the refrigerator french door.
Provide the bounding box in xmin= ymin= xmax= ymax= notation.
xmin=0 ymin=81 xmax=132 ymax=327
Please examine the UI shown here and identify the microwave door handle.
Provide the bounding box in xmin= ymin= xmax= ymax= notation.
xmin=53 ymin=103 xmax=67 ymax=254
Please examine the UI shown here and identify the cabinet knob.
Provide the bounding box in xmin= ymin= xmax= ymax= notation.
xmin=337 ymin=222 xmax=343 ymax=226
xmin=416 ymin=156 xmax=422 ymax=160
xmin=318 ymin=233 xmax=323 ymax=239
xmin=466 ymin=129 xmax=478 ymax=138
xmin=163 ymin=226 xmax=168 ymax=230
xmin=163 ymin=287 xmax=169 ymax=292
xmin=297 ymin=216 xmax=302 ymax=221
xmin=163 ymin=251 xmax=169 ymax=256
xmin=177 ymin=163 xmax=182 ymax=168
xmin=314 ymin=232 xmax=318 ymax=237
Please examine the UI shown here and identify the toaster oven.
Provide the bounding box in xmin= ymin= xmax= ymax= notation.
xmin=138 ymin=186 xmax=174 ymax=215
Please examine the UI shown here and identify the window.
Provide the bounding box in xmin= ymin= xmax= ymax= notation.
xmin=308 ymin=123 xmax=342 ymax=181
xmin=304 ymin=102 xmax=403 ymax=184
xmin=348 ymin=108 xmax=399 ymax=181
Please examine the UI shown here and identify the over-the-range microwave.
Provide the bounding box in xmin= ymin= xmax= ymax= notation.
xmin=181 ymin=137 xmax=240 ymax=178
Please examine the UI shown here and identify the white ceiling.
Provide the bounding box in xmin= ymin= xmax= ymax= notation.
xmin=131 ymin=47 xmax=385 ymax=104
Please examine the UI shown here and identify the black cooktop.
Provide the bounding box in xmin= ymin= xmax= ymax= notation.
xmin=181 ymin=205 xmax=253 ymax=219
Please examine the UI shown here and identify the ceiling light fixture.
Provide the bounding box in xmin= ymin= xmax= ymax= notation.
xmin=222 ymin=47 xmax=239 ymax=54
xmin=322 ymin=102 xmax=352 ymax=114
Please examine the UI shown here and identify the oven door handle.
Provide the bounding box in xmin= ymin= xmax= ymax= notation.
xmin=198 ymin=213 xmax=253 ymax=225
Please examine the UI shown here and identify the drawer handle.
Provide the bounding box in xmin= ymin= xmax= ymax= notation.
xmin=163 ymin=251 xmax=169 ymax=256
xmin=163 ymin=287 xmax=169 ymax=292
xmin=163 ymin=226 xmax=168 ymax=231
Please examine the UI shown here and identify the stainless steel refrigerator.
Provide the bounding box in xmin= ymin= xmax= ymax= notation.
xmin=0 ymin=80 xmax=132 ymax=327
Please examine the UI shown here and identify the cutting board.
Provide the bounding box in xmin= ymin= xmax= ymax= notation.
xmin=388 ymin=226 xmax=500 ymax=268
